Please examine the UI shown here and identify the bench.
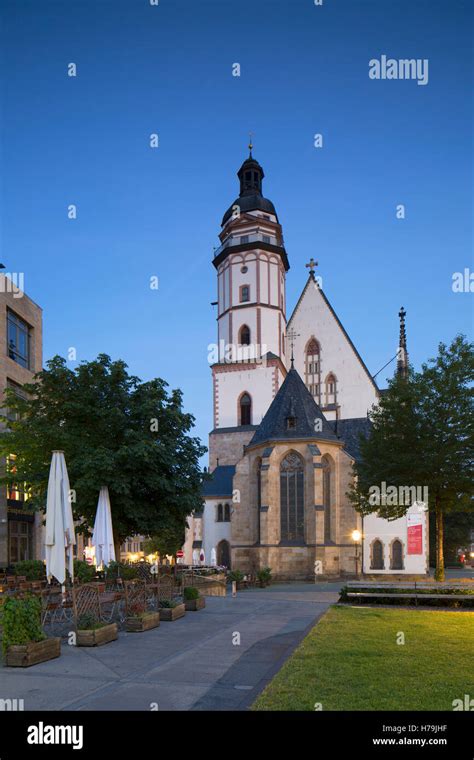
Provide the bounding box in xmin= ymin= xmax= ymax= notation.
xmin=344 ymin=581 xmax=474 ymax=606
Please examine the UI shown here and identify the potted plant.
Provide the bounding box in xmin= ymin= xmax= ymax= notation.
xmin=2 ymin=595 xmax=61 ymax=667
xmin=12 ymin=560 xmax=46 ymax=582
xmin=257 ymin=567 xmax=272 ymax=588
xmin=75 ymin=612 xmax=118 ymax=646
xmin=125 ymin=601 xmax=160 ymax=632
xmin=158 ymin=598 xmax=185 ymax=621
xmin=228 ymin=569 xmax=245 ymax=589
xmin=184 ymin=587 xmax=206 ymax=611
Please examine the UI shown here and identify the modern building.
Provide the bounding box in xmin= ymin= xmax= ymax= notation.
xmin=184 ymin=148 xmax=424 ymax=579
xmin=0 ymin=273 xmax=43 ymax=569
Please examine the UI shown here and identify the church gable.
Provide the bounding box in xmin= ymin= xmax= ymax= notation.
xmin=287 ymin=275 xmax=379 ymax=420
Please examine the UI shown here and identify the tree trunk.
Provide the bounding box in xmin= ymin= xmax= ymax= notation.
xmin=434 ymin=503 xmax=445 ymax=582
xmin=113 ymin=533 xmax=122 ymax=564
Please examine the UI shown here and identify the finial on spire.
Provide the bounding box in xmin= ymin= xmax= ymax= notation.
xmin=287 ymin=327 xmax=300 ymax=369
xmin=305 ymin=258 xmax=318 ymax=278
xmin=397 ymin=306 xmax=408 ymax=378
xmin=248 ymin=132 xmax=253 ymax=157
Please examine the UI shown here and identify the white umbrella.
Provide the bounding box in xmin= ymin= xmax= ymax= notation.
xmin=192 ymin=549 xmax=199 ymax=565
xmin=210 ymin=547 xmax=217 ymax=566
xmin=45 ymin=451 xmax=76 ymax=586
xmin=91 ymin=486 xmax=116 ymax=569
xmin=199 ymin=549 xmax=205 ymax=566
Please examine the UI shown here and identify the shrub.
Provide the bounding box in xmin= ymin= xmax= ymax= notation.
xmin=76 ymin=612 xmax=105 ymax=630
xmin=159 ymin=599 xmax=178 ymax=609
xmin=13 ymin=560 xmax=45 ymax=581
xmin=73 ymin=560 xmax=96 ymax=584
xmin=228 ymin=569 xmax=244 ymax=583
xmin=106 ymin=561 xmax=139 ymax=580
xmin=184 ymin=587 xmax=200 ymax=600
xmin=257 ymin=567 xmax=272 ymax=585
xmin=1 ymin=595 xmax=46 ymax=655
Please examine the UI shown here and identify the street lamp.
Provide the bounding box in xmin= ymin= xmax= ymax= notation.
xmin=351 ymin=529 xmax=362 ymax=577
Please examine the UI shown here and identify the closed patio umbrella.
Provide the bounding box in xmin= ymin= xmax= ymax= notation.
xmin=91 ymin=486 xmax=116 ymax=569
xmin=45 ymin=451 xmax=76 ymax=586
xmin=210 ymin=547 xmax=217 ymax=566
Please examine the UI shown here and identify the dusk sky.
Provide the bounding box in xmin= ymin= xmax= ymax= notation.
xmin=1 ymin=0 xmax=472 ymax=452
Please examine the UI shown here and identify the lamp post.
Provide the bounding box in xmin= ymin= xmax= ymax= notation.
xmin=352 ymin=529 xmax=362 ymax=577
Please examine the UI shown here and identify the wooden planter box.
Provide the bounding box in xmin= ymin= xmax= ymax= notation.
xmin=5 ymin=637 xmax=61 ymax=668
xmin=159 ymin=603 xmax=186 ymax=621
xmin=126 ymin=611 xmax=160 ymax=632
xmin=185 ymin=596 xmax=206 ymax=611
xmin=76 ymin=622 xmax=118 ymax=647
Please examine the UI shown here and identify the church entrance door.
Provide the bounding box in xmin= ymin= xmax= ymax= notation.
xmin=217 ymin=539 xmax=231 ymax=569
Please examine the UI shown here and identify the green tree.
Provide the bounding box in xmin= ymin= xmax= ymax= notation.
xmin=350 ymin=335 xmax=474 ymax=581
xmin=0 ymin=354 xmax=206 ymax=553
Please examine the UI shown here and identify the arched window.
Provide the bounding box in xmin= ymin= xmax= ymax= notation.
xmin=371 ymin=539 xmax=384 ymax=570
xmin=325 ymin=374 xmax=337 ymax=406
xmin=256 ymin=458 xmax=262 ymax=544
xmin=239 ymin=325 xmax=251 ymax=345
xmin=391 ymin=539 xmax=404 ymax=570
xmin=223 ymin=503 xmax=231 ymax=522
xmin=216 ymin=503 xmax=223 ymax=522
xmin=305 ymin=338 xmax=320 ymax=402
xmin=322 ymin=455 xmax=333 ymax=543
xmin=239 ymin=393 xmax=251 ymax=425
xmin=280 ymin=452 xmax=305 ymax=543
xmin=217 ymin=539 xmax=231 ymax=568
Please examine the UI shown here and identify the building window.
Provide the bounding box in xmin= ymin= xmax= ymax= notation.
xmin=240 ymin=285 xmax=250 ymax=303
xmin=216 ymin=503 xmax=223 ymax=522
xmin=262 ymin=235 xmax=270 ymax=243
xmin=325 ymin=374 xmax=337 ymax=405
xmin=7 ymin=310 xmax=31 ymax=369
xmin=322 ymin=455 xmax=333 ymax=543
xmin=390 ymin=539 xmax=404 ymax=570
xmin=239 ymin=325 xmax=251 ymax=345
xmin=6 ymin=379 xmax=27 ymax=423
xmin=371 ymin=539 xmax=385 ymax=570
xmin=240 ymin=235 xmax=249 ymax=244
xmin=217 ymin=539 xmax=231 ymax=568
xmin=8 ymin=520 xmax=33 ymax=564
xmin=224 ymin=504 xmax=231 ymax=521
xmin=239 ymin=392 xmax=251 ymax=425
xmin=305 ymin=337 xmax=320 ymax=402
xmin=6 ymin=454 xmax=29 ymax=502
xmin=280 ymin=452 xmax=305 ymax=542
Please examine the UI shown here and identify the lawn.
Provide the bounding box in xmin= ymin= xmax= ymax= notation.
xmin=252 ymin=606 xmax=474 ymax=711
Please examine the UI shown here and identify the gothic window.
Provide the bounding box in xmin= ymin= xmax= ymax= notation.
xmin=305 ymin=338 xmax=320 ymax=403
xmin=217 ymin=539 xmax=231 ymax=568
xmin=240 ymin=285 xmax=250 ymax=303
xmin=280 ymin=452 xmax=305 ymax=543
xmin=322 ymin=455 xmax=333 ymax=543
xmin=223 ymin=503 xmax=231 ymax=522
xmin=371 ymin=539 xmax=384 ymax=570
xmin=391 ymin=539 xmax=404 ymax=570
xmin=325 ymin=373 xmax=337 ymax=406
xmin=239 ymin=393 xmax=251 ymax=425
xmin=262 ymin=235 xmax=270 ymax=243
xmin=256 ymin=458 xmax=262 ymax=544
xmin=239 ymin=325 xmax=251 ymax=345
xmin=216 ymin=503 xmax=223 ymax=522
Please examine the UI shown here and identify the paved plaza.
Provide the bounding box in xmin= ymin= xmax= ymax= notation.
xmin=1 ymin=583 xmax=341 ymax=711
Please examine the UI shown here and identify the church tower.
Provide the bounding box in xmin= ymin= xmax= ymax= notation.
xmin=209 ymin=146 xmax=290 ymax=469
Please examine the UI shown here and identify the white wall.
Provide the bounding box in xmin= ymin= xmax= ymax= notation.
xmin=288 ymin=280 xmax=379 ymax=419
xmin=214 ymin=363 xmax=284 ymax=428
xmin=362 ymin=505 xmax=429 ymax=575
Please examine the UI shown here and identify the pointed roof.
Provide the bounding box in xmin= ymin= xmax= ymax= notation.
xmin=247 ymin=367 xmax=338 ymax=448
xmin=221 ymin=152 xmax=278 ymax=226
xmin=287 ymin=273 xmax=380 ymax=395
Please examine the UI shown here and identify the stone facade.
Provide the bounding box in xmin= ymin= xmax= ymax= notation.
xmin=231 ymin=439 xmax=361 ymax=580
xmin=0 ymin=276 xmax=43 ymax=568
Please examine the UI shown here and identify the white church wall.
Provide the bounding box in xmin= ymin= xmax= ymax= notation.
xmin=215 ymin=364 xmax=278 ymax=427
xmin=362 ymin=504 xmax=429 ymax=575
xmin=202 ymin=499 xmax=232 ymax=565
xmin=289 ymin=281 xmax=379 ymax=419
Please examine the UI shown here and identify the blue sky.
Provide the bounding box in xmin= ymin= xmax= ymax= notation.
xmin=1 ymin=0 xmax=472 ymax=453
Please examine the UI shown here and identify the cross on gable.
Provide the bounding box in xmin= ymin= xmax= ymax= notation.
xmin=399 ymin=307 xmax=406 ymax=322
xmin=286 ymin=327 xmax=300 ymax=368
xmin=305 ymin=258 xmax=318 ymax=276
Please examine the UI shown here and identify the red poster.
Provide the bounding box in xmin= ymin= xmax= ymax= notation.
xmin=407 ymin=524 xmax=423 ymax=554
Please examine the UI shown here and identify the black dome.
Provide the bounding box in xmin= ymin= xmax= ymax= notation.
xmin=221 ymin=153 xmax=278 ymax=226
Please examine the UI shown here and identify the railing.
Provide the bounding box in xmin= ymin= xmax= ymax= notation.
xmin=213 ymin=232 xmax=284 ymax=258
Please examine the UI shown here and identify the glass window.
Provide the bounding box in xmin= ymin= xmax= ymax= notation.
xmin=280 ymin=452 xmax=305 ymax=542
xmin=240 ymin=285 xmax=250 ymax=302
xmin=240 ymin=393 xmax=251 ymax=425
xmin=240 ymin=235 xmax=249 ymax=244
xmin=8 ymin=520 xmax=33 ymax=563
xmin=7 ymin=310 xmax=31 ymax=369
xmin=262 ymin=235 xmax=270 ymax=243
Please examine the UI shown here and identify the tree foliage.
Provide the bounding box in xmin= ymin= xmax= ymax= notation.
xmin=0 ymin=354 xmax=206 ymax=545
xmin=350 ymin=335 xmax=474 ymax=580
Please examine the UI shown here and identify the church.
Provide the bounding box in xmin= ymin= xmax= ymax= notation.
xmin=183 ymin=147 xmax=411 ymax=579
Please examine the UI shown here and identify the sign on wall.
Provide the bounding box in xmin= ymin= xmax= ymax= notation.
xmin=407 ymin=513 xmax=423 ymax=555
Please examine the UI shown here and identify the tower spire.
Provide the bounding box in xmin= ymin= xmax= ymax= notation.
xmin=397 ymin=307 xmax=408 ymax=378
xmin=248 ymin=132 xmax=253 ymax=157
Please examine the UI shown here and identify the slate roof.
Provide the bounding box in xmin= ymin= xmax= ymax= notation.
xmin=330 ymin=417 xmax=371 ymax=461
xmin=248 ymin=368 xmax=338 ymax=448
xmin=202 ymin=465 xmax=236 ymax=497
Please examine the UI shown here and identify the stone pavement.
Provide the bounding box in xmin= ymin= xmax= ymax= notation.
xmin=0 ymin=582 xmax=341 ymax=711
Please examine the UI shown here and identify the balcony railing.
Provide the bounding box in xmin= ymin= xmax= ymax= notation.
xmin=213 ymin=232 xmax=284 ymax=258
